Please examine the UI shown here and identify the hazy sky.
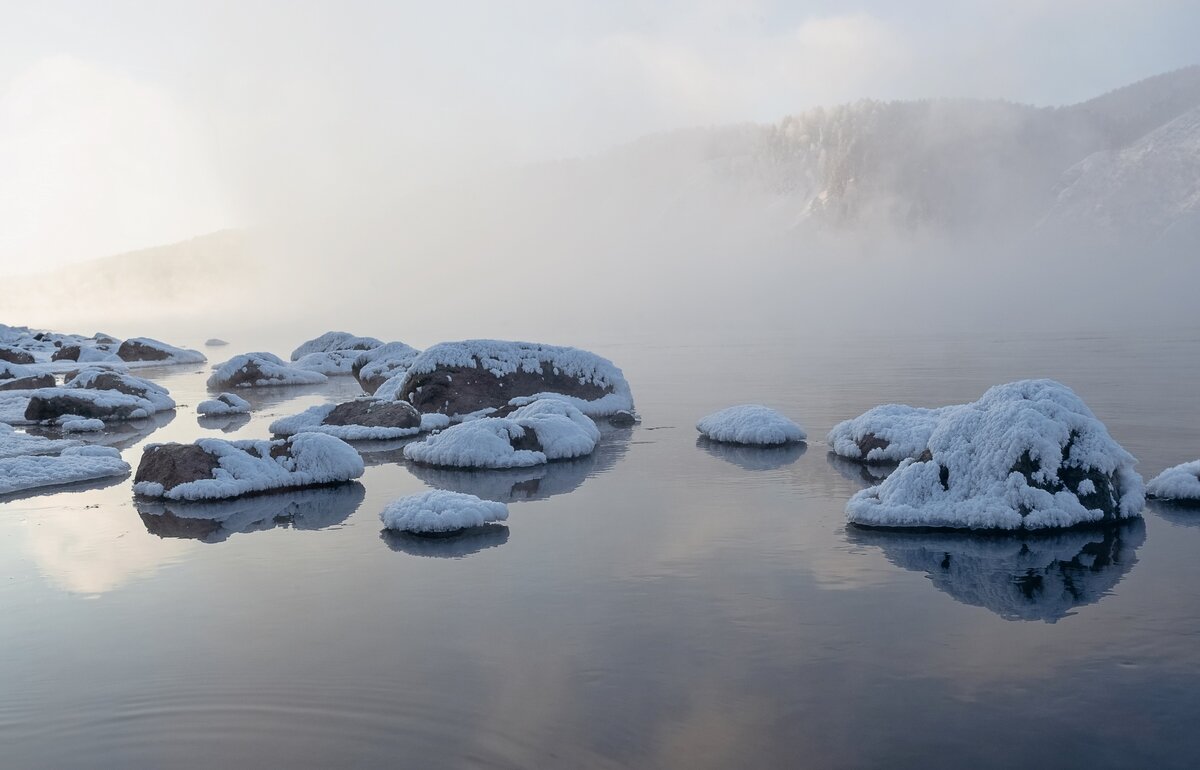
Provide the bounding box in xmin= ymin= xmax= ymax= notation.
xmin=1 ymin=0 xmax=1197 ymax=272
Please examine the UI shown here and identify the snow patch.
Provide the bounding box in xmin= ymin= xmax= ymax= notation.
xmin=0 ymin=445 xmax=129 ymax=496
xmin=1146 ymin=460 xmax=1200 ymax=501
xmin=696 ymin=405 xmax=806 ymax=445
xmin=379 ymin=490 xmax=509 ymax=534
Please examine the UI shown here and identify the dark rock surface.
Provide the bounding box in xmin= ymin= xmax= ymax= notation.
xmin=133 ymin=444 xmax=221 ymax=491
xmin=400 ymin=362 xmax=609 ymax=416
xmin=0 ymin=346 xmax=35 ymax=365
xmin=0 ymin=374 xmax=55 ymax=391
xmin=323 ymin=399 xmax=421 ymax=429
xmin=117 ymin=339 xmax=172 ymax=362
xmin=24 ymin=392 xmax=144 ymax=422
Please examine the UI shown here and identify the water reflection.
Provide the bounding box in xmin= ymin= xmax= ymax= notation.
xmin=380 ymin=524 xmax=510 ymax=558
xmin=0 ymin=471 xmax=131 ymax=504
xmin=406 ymin=427 xmax=632 ymax=503
xmin=696 ymin=437 xmax=806 ymax=471
xmin=197 ymin=412 xmax=252 ymax=433
xmin=24 ymin=409 xmax=176 ymax=450
xmin=1147 ymin=499 xmax=1200 ymax=528
xmin=826 ymin=452 xmax=894 ymax=488
xmin=847 ymin=519 xmax=1146 ymax=622
xmin=134 ymin=483 xmax=365 ymax=543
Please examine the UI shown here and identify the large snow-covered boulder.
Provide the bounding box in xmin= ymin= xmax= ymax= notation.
xmin=403 ymin=399 xmax=600 ymax=468
xmin=848 ymin=518 xmax=1145 ymax=622
xmin=846 ymin=380 xmax=1144 ymax=530
xmin=207 ymin=352 xmax=328 ymax=389
xmin=116 ymin=337 xmax=206 ymax=365
xmin=394 ymin=340 xmax=633 ymax=418
xmin=0 ymin=446 xmax=130 ymax=497
xmin=696 ymin=405 xmax=806 ymax=445
xmin=352 ymin=341 xmax=421 ymax=395
xmin=22 ymin=369 xmax=175 ymax=424
xmin=270 ymin=398 xmax=448 ymax=440
xmin=197 ymin=392 xmax=252 ymax=416
xmin=1146 ymin=461 xmax=1200 ymax=502
xmin=380 ymin=490 xmax=509 ymax=535
xmin=290 ymin=331 xmax=384 ymax=361
xmin=828 ymin=404 xmax=960 ymax=464
xmin=0 ymin=345 xmax=35 ymax=365
xmin=133 ymin=433 xmax=365 ymax=501
xmin=0 ymin=362 xmax=54 ymax=392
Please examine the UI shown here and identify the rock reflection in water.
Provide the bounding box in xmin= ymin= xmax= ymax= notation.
xmin=380 ymin=524 xmax=509 ymax=558
xmin=697 ymin=436 xmax=806 ymax=471
xmin=847 ymin=518 xmax=1146 ymax=622
xmin=406 ymin=426 xmax=631 ymax=503
xmin=197 ymin=412 xmax=252 ymax=433
xmin=1147 ymin=499 xmax=1200 ymax=528
xmin=135 ymin=482 xmax=366 ymax=543
xmin=826 ymin=452 xmax=895 ymax=488
xmin=25 ymin=409 xmax=176 ymax=451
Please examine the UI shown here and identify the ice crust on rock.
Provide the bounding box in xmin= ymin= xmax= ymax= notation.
xmin=696 ymin=405 xmax=807 ymax=445
xmin=1146 ymin=461 xmax=1200 ymax=501
xmin=846 ymin=380 xmax=1144 ymax=530
xmin=379 ymin=489 xmax=509 ymax=534
xmin=133 ymin=432 xmax=365 ymax=501
xmin=0 ymin=445 xmax=129 ymax=496
xmin=197 ymin=393 xmax=252 ymax=415
xmin=403 ymin=399 xmax=600 ymax=468
xmin=828 ymin=404 xmax=960 ymax=463
xmin=207 ymin=352 xmax=328 ymax=388
xmin=397 ymin=339 xmax=633 ymax=418
xmin=290 ymin=332 xmax=384 ymax=361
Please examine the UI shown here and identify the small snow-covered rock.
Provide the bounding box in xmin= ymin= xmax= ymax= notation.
xmin=828 ymin=404 xmax=960 ymax=463
xmin=352 ymin=341 xmax=421 ymax=394
xmin=846 ymin=380 xmax=1144 ymax=530
xmin=116 ymin=337 xmax=206 ymax=365
xmin=396 ymin=339 xmax=633 ymax=418
xmin=207 ymin=352 xmax=328 ymax=388
xmin=0 ymin=445 xmax=129 ymax=496
xmin=379 ymin=490 xmax=509 ymax=534
xmin=205 ymin=338 xmax=229 ymax=347
xmin=403 ymin=399 xmax=600 ymax=468
xmin=0 ymin=345 xmax=35 ymax=365
xmin=290 ymin=332 xmax=384 ymax=362
xmin=1146 ymin=461 xmax=1200 ymax=502
xmin=197 ymin=392 xmax=252 ymax=416
xmin=696 ymin=405 xmax=806 ymax=445
xmin=270 ymin=398 xmax=427 ymax=440
xmin=133 ymin=432 xmax=365 ymax=501
xmin=60 ymin=417 xmax=105 ymax=433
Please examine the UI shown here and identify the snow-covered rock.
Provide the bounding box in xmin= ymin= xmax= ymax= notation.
xmin=270 ymin=398 xmax=446 ymax=440
xmin=207 ymin=352 xmax=328 ymax=388
xmin=1146 ymin=461 xmax=1200 ymax=502
xmin=133 ymin=432 xmax=365 ymax=501
xmin=352 ymin=341 xmax=421 ymax=394
xmin=290 ymin=331 xmax=384 ymax=361
xmin=61 ymin=417 xmax=105 ymax=432
xmin=205 ymin=338 xmax=229 ymax=347
xmin=292 ymin=350 xmax=363 ymax=376
xmin=136 ymin=483 xmax=365 ymax=543
xmin=846 ymin=380 xmax=1144 ymax=530
xmin=848 ymin=518 xmax=1145 ymax=622
xmin=0 ymin=345 xmax=35 ymax=365
xmin=0 ymin=446 xmax=130 ymax=497
xmin=116 ymin=337 xmax=206 ymax=365
xmin=0 ymin=362 xmax=54 ymax=392
xmin=828 ymin=404 xmax=960 ymax=464
xmin=0 ymin=422 xmax=77 ymax=458
xmin=403 ymin=399 xmax=600 ymax=468
xmin=379 ymin=490 xmax=509 ymax=534
xmin=197 ymin=392 xmax=252 ymax=416
xmin=21 ymin=369 xmax=176 ymax=424
xmin=696 ymin=405 xmax=806 ymax=445
xmin=395 ymin=339 xmax=633 ymax=418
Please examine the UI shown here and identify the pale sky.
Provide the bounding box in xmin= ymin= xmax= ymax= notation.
xmin=1 ymin=0 xmax=1197 ymax=273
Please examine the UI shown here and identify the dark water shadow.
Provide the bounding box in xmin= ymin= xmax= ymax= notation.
xmin=134 ymin=482 xmax=366 ymax=543
xmin=846 ymin=518 xmax=1147 ymax=623
xmin=197 ymin=412 xmax=252 ymax=433
xmin=826 ymin=452 xmax=897 ymax=488
xmin=696 ymin=436 xmax=806 ymax=471
xmin=380 ymin=524 xmax=509 ymax=558
xmin=405 ymin=425 xmax=632 ymax=503
xmin=1147 ymin=498 xmax=1200 ymax=527
xmin=24 ymin=409 xmax=176 ymax=451
xmin=354 ymin=438 xmax=422 ymax=467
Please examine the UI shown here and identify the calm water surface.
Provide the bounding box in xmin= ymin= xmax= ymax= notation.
xmin=2 ymin=328 xmax=1199 ymax=769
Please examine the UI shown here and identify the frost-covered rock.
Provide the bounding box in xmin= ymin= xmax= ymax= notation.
xmin=403 ymin=399 xmax=600 ymax=468
xmin=0 ymin=345 xmax=35 ymax=365
xmin=133 ymin=432 xmax=365 ymax=501
xmin=395 ymin=339 xmax=633 ymax=418
xmin=117 ymin=337 xmax=206 ymax=365
xmin=197 ymin=392 xmax=252 ymax=416
xmin=61 ymin=417 xmax=105 ymax=432
xmin=352 ymin=341 xmax=421 ymax=394
xmin=270 ymin=398 xmax=445 ymax=440
xmin=22 ymin=369 xmax=175 ymax=424
xmin=290 ymin=331 xmax=384 ymax=361
xmin=0 ymin=362 xmax=54 ymax=392
xmin=136 ymin=483 xmax=365 ymax=543
xmin=848 ymin=519 xmax=1145 ymax=622
xmin=0 ymin=422 xmax=77 ymax=459
xmin=1146 ymin=461 xmax=1200 ymax=502
xmin=379 ymin=490 xmax=509 ymax=534
xmin=207 ymin=352 xmax=328 ymax=388
xmin=846 ymin=380 xmax=1144 ymax=530
xmin=0 ymin=446 xmax=130 ymax=497
xmin=292 ymin=350 xmax=364 ymax=376
xmin=696 ymin=405 xmax=806 ymax=445
xmin=828 ymin=404 xmax=960 ymax=463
